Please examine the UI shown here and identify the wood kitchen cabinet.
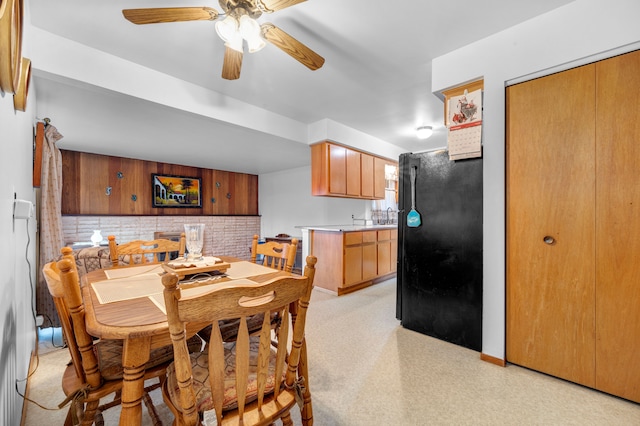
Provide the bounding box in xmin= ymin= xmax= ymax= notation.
xmin=311 ymin=227 xmax=397 ymax=294
xmin=377 ymin=229 xmax=398 ymax=276
xmin=344 ymin=231 xmax=376 ymax=286
xmin=311 ymin=141 xmax=396 ymax=200
xmin=361 ymin=153 xmax=374 ymax=198
xmin=374 ymin=156 xmax=387 ymax=200
xmin=346 ymin=149 xmax=362 ymax=197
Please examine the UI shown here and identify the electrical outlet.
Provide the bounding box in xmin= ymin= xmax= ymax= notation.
xmin=36 ymin=315 xmax=44 ymax=327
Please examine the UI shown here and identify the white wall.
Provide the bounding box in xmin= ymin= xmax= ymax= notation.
xmin=258 ymin=165 xmax=371 ymax=240
xmin=431 ymin=0 xmax=640 ymax=360
xmin=0 ymin=79 xmax=38 ymax=421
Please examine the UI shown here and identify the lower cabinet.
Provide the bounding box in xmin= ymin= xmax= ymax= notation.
xmin=311 ymin=228 xmax=397 ymax=294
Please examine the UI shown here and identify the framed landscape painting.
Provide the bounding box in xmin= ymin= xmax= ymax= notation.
xmin=152 ymin=174 xmax=202 ymax=208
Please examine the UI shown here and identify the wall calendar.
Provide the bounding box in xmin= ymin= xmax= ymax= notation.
xmin=447 ymin=88 xmax=482 ymax=160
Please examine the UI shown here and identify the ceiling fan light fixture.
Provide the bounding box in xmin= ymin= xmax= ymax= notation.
xmin=239 ymin=15 xmax=265 ymax=53
xmin=225 ymin=33 xmax=244 ymax=53
xmin=246 ymin=36 xmax=266 ymax=53
xmin=215 ymin=15 xmax=239 ymax=43
xmin=416 ymin=125 xmax=433 ymax=139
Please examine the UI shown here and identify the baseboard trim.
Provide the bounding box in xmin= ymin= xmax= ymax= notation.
xmin=480 ymin=352 xmax=506 ymax=367
xmin=337 ymin=273 xmax=396 ymax=296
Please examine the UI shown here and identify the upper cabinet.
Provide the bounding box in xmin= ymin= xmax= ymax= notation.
xmin=311 ymin=141 xmax=397 ymax=200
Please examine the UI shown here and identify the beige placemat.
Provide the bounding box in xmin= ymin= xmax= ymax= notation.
xmin=149 ymin=278 xmax=259 ymax=315
xmin=103 ymin=264 xmax=163 ymax=279
xmin=92 ymin=273 xmax=164 ymax=304
xmin=225 ymin=261 xmax=278 ymax=279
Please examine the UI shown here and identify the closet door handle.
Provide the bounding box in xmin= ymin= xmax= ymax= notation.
xmin=543 ymin=236 xmax=555 ymax=245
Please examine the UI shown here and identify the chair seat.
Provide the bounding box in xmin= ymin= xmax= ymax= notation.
xmin=96 ymin=334 xmax=203 ymax=380
xmin=165 ymin=337 xmax=280 ymax=415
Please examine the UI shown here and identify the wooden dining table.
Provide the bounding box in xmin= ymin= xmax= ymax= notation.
xmin=81 ymin=256 xmax=292 ymax=426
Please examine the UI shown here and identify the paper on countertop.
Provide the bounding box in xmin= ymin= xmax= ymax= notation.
xmin=166 ymin=256 xmax=222 ymax=268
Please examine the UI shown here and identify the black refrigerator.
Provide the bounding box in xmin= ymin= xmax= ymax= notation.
xmin=396 ymin=149 xmax=483 ymax=351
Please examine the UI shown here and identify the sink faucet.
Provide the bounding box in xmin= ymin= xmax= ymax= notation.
xmin=387 ymin=207 xmax=394 ymax=225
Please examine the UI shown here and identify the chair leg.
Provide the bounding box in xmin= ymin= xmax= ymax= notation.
xmin=281 ymin=412 xmax=293 ymax=426
xmin=299 ymin=340 xmax=313 ymax=426
xmin=142 ymin=390 xmax=163 ymax=426
xmin=94 ymin=410 xmax=105 ymax=426
xmin=63 ymin=404 xmax=74 ymax=426
xmin=81 ymin=400 xmax=100 ymax=426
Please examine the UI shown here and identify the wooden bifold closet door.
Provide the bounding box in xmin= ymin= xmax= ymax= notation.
xmin=506 ymin=49 xmax=640 ymax=403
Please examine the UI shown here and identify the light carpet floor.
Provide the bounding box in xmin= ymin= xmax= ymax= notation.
xmin=24 ymin=279 xmax=640 ymax=425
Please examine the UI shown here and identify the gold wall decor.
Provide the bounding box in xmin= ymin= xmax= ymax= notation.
xmin=0 ymin=0 xmax=24 ymax=94
xmin=13 ymin=56 xmax=30 ymax=111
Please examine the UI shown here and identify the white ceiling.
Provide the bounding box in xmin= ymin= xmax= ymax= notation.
xmin=27 ymin=0 xmax=572 ymax=175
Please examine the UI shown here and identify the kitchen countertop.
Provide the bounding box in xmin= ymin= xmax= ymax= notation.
xmin=297 ymin=224 xmax=397 ymax=232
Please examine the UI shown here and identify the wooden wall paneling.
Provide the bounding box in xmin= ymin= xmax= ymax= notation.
xmin=80 ymin=152 xmax=111 ymax=214
xmin=118 ymin=156 xmax=147 ymax=215
xmin=594 ymin=49 xmax=640 ymax=403
xmin=246 ymin=174 xmax=258 ymax=215
xmin=61 ymin=151 xmax=80 ymax=214
xmin=59 ymin=150 xmax=259 ymax=216
xmin=212 ymin=170 xmax=231 ymax=215
xmin=201 ymin=168 xmax=215 ymax=215
xmin=231 ymin=173 xmax=244 ymax=215
xmin=231 ymin=173 xmax=258 ymax=215
xmin=229 ymin=172 xmax=242 ymax=215
xmin=107 ymin=156 xmax=122 ymax=215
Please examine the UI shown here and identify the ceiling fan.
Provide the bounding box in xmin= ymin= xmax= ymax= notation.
xmin=122 ymin=0 xmax=325 ymax=80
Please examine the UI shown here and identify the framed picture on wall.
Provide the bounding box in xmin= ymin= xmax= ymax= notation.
xmin=152 ymin=174 xmax=202 ymax=208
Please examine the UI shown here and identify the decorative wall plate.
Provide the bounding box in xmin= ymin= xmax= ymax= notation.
xmin=13 ymin=56 xmax=30 ymax=111
xmin=0 ymin=0 xmax=23 ymax=94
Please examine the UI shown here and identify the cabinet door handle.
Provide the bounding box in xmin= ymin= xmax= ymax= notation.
xmin=543 ymin=236 xmax=556 ymax=245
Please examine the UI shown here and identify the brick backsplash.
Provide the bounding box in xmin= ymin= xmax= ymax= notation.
xmin=62 ymin=216 xmax=261 ymax=261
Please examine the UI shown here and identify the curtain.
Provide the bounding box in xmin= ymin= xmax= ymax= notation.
xmin=37 ymin=124 xmax=65 ymax=327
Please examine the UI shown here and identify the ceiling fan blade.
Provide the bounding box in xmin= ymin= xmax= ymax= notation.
xmin=122 ymin=7 xmax=218 ymax=25
xmin=256 ymin=0 xmax=307 ymax=13
xmin=261 ymin=23 xmax=324 ymax=71
xmin=222 ymin=46 xmax=243 ymax=80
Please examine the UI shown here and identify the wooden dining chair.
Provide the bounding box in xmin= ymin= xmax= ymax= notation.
xmin=198 ymin=236 xmax=299 ymax=345
xmin=108 ymin=233 xmax=186 ymax=267
xmin=43 ymin=255 xmax=176 ymax=425
xmin=161 ymin=255 xmax=317 ymax=426
xmin=251 ymin=234 xmax=298 ymax=272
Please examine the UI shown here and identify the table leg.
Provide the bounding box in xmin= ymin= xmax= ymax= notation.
xmin=119 ymin=336 xmax=151 ymax=426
